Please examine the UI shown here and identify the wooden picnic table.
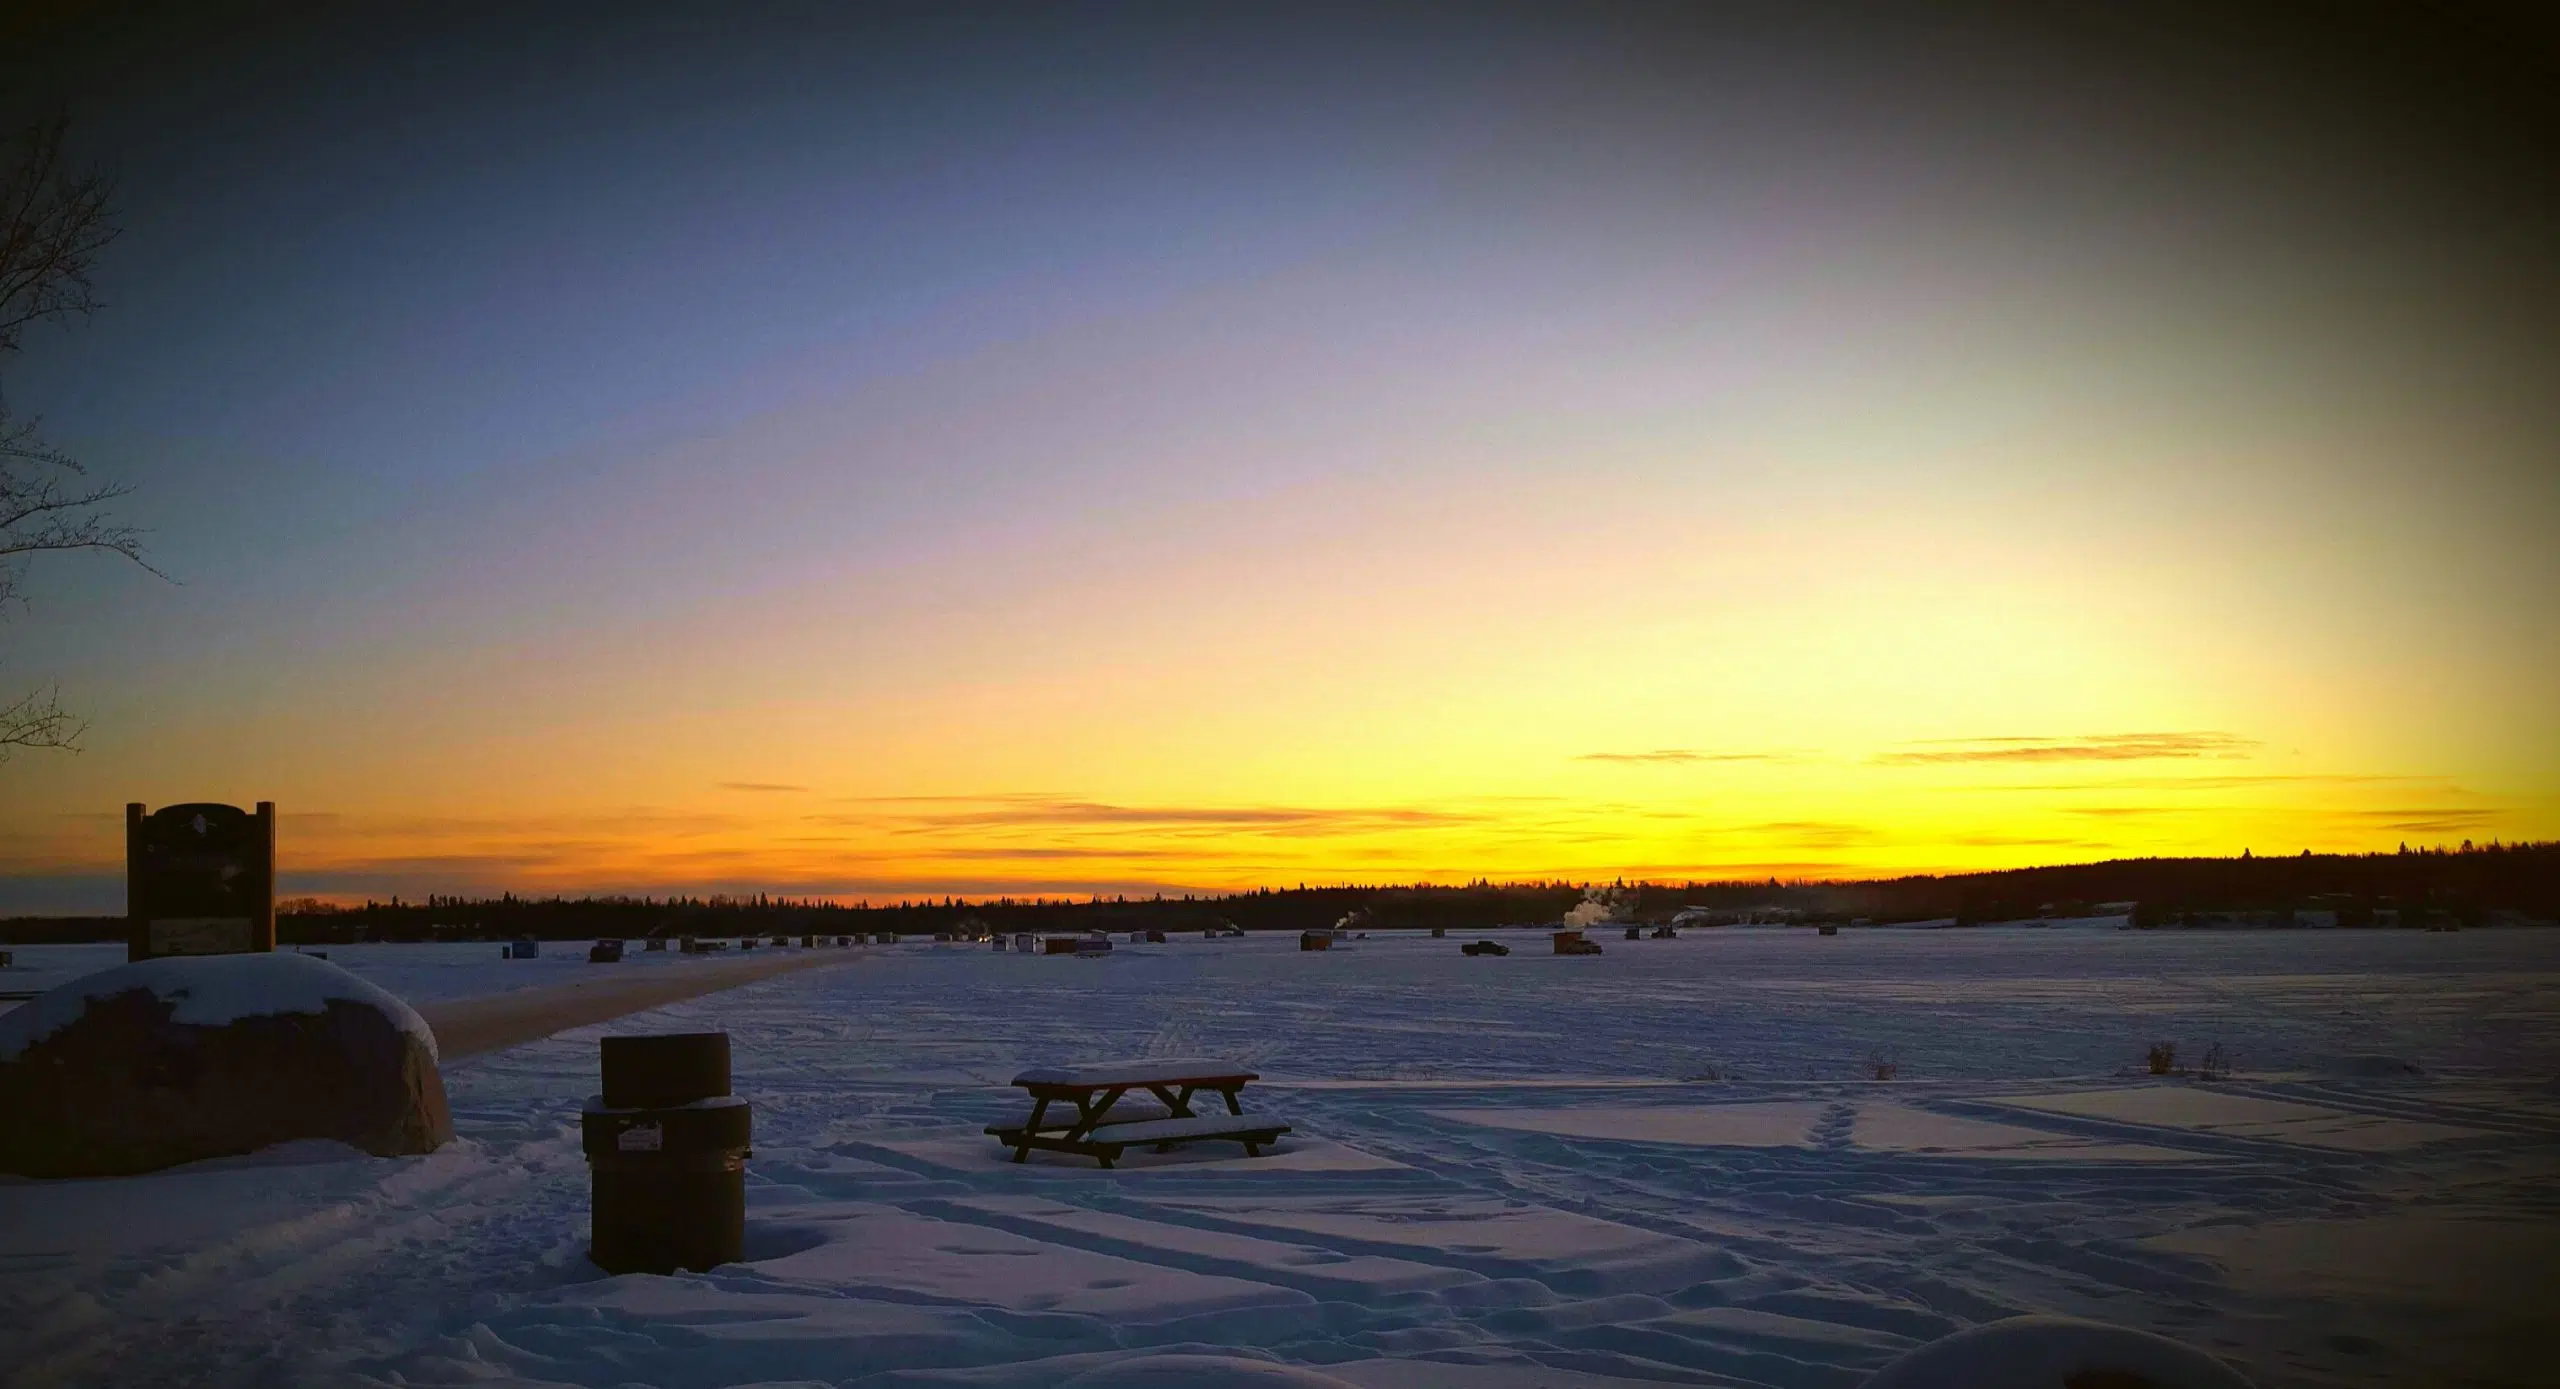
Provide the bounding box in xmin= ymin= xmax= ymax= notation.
xmin=985 ymin=1057 xmax=1288 ymax=1168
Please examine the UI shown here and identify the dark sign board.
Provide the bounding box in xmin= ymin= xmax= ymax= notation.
xmin=126 ymin=802 xmax=276 ymax=962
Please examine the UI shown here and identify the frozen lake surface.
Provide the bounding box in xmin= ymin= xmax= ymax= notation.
xmin=4 ymin=927 xmax=2555 ymax=1387
xmin=1 ymin=938 xmax=709 ymax=1012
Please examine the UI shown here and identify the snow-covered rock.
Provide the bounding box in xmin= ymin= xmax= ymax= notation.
xmin=0 ymin=952 xmax=450 ymax=1178
xmin=1058 ymin=1354 xmax=1362 ymax=1388
xmin=0 ymin=951 xmax=437 ymax=1061
xmin=1864 ymin=1315 xmax=2256 ymax=1389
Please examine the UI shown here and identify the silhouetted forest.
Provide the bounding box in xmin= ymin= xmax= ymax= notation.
xmin=6 ymin=842 xmax=2553 ymax=945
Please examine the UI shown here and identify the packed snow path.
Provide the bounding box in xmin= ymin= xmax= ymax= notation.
xmin=3 ymin=928 xmax=2555 ymax=1388
xmin=417 ymin=950 xmax=857 ymax=1059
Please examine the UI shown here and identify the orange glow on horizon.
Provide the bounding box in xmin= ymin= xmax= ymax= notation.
xmin=8 ymin=457 xmax=2552 ymax=908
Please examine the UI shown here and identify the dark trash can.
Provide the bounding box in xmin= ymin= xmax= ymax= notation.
xmin=583 ymin=1032 xmax=750 ymax=1274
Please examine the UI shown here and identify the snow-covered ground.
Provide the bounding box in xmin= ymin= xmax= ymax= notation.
xmin=4 ymin=927 xmax=2556 ymax=1388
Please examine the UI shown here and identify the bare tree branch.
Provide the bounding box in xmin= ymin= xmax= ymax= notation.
xmin=0 ymin=114 xmax=118 ymax=356
xmin=0 ymin=413 xmax=146 ymax=546
xmin=0 ymin=112 xmax=142 ymax=760
xmin=0 ymin=682 xmax=85 ymax=761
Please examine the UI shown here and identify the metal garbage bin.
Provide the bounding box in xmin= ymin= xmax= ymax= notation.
xmin=583 ymin=1032 xmax=751 ymax=1274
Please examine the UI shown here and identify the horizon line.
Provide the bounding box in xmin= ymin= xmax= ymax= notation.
xmin=5 ymin=839 xmax=2546 ymax=917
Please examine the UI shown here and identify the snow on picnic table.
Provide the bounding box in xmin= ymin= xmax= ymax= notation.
xmin=4 ymin=927 xmax=2558 ymax=1389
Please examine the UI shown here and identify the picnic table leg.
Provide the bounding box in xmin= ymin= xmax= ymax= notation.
xmin=1011 ymin=1095 xmax=1053 ymax=1162
xmin=1221 ymin=1086 xmax=1243 ymax=1116
xmin=1063 ymin=1086 xmax=1129 ymax=1145
xmin=1150 ymin=1083 xmax=1196 ymax=1118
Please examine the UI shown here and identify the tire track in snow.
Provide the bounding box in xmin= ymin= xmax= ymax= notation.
xmin=1254 ymin=1087 xmax=2327 ymax=1357
xmin=23 ymin=1130 xmax=592 ymax=1387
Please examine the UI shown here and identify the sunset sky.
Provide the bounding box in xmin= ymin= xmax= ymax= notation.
xmin=2 ymin=4 xmax=2553 ymax=910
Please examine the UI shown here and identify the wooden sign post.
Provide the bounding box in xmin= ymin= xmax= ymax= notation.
xmin=125 ymin=802 xmax=277 ymax=962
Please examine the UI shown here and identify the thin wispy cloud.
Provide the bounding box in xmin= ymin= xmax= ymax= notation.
xmin=818 ymin=796 xmax=1483 ymax=836
xmin=2055 ymin=802 xmax=2509 ymax=839
xmin=927 ymin=846 xmax=1192 ymax=862
xmin=2335 ymin=808 xmax=2503 ymax=835
xmin=1963 ymin=773 xmax=2430 ymax=793
xmin=325 ymin=809 xmax=761 ymax=841
xmin=1876 ymin=732 xmax=2258 ymax=765
xmin=1743 ymin=821 xmax=1876 ymax=848
xmin=826 ymin=793 xmax=1077 ymax=805
xmin=1575 ymin=750 xmax=1786 ymax=765
xmin=718 ymin=781 xmax=810 ymax=793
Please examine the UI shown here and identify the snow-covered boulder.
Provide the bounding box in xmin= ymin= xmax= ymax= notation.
xmin=0 ymin=952 xmax=450 ymax=1178
xmin=1864 ymin=1315 xmax=2255 ymax=1389
xmin=1058 ymin=1356 xmax=1361 ymax=1388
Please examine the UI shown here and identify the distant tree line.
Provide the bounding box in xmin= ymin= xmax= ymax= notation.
xmin=1891 ymin=840 xmax=2560 ymax=928
xmin=5 ymin=842 xmax=2554 ymax=945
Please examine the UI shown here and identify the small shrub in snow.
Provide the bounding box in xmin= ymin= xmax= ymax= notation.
xmin=2200 ymin=1042 xmax=2231 ymax=1081
xmin=2146 ymin=1041 xmax=2177 ymax=1075
xmin=1869 ymin=1053 xmax=1898 ymax=1081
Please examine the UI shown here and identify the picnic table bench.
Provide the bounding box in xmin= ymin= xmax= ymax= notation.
xmin=985 ymin=1057 xmax=1289 ymax=1168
